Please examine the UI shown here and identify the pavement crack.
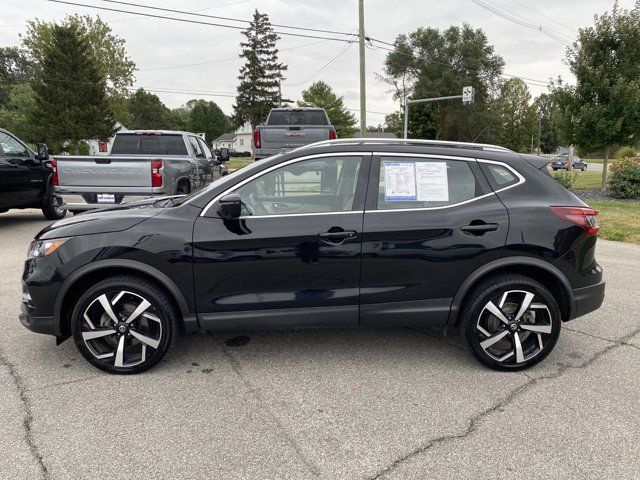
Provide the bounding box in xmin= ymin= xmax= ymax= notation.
xmin=0 ymin=349 xmax=49 ymax=480
xmin=564 ymin=325 xmax=640 ymax=351
xmin=220 ymin=346 xmax=321 ymax=478
xmin=368 ymin=324 xmax=640 ymax=480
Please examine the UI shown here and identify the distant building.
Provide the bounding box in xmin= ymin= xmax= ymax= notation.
xmin=86 ymin=122 xmax=128 ymax=155
xmin=213 ymin=123 xmax=253 ymax=154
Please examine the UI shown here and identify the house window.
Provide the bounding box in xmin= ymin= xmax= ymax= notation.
xmin=239 ymin=139 xmax=244 ymax=147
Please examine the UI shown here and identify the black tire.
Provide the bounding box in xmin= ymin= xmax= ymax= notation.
xmin=461 ymin=274 xmax=561 ymax=371
xmin=71 ymin=275 xmax=177 ymax=374
xmin=177 ymin=181 xmax=191 ymax=195
xmin=42 ymin=201 xmax=66 ymax=220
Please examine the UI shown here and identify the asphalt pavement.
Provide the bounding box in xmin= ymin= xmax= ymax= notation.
xmin=1 ymin=209 xmax=638 ymax=480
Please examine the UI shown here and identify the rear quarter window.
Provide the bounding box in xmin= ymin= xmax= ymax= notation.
xmin=111 ymin=134 xmax=188 ymax=155
xmin=480 ymin=162 xmax=520 ymax=190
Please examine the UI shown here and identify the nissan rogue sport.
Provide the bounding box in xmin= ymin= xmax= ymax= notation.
xmin=20 ymin=139 xmax=605 ymax=374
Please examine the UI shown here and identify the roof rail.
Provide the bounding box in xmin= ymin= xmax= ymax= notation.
xmin=306 ymin=137 xmax=512 ymax=153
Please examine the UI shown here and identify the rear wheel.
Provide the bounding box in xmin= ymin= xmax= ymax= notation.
xmin=461 ymin=274 xmax=561 ymax=371
xmin=71 ymin=275 xmax=177 ymax=374
xmin=42 ymin=201 xmax=66 ymax=220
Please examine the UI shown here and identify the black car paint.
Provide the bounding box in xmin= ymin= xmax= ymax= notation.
xmin=0 ymin=128 xmax=55 ymax=213
xmin=21 ymin=143 xmax=605 ymax=341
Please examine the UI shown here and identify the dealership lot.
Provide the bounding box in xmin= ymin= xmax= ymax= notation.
xmin=1 ymin=210 xmax=639 ymax=479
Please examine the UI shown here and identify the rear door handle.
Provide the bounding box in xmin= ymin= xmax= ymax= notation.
xmin=460 ymin=223 xmax=499 ymax=234
xmin=318 ymin=230 xmax=357 ymax=244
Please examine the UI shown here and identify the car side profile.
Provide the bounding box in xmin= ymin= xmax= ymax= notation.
xmin=20 ymin=139 xmax=605 ymax=374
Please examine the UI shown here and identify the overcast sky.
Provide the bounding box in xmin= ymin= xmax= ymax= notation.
xmin=1 ymin=0 xmax=633 ymax=125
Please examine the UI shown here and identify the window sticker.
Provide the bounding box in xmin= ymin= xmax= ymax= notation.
xmin=384 ymin=161 xmax=416 ymax=201
xmin=416 ymin=162 xmax=449 ymax=202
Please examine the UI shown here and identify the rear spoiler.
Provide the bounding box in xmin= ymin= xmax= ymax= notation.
xmin=519 ymin=154 xmax=550 ymax=174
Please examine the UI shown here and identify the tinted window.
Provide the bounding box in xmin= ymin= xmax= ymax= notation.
xmin=111 ymin=134 xmax=188 ymax=155
xmin=377 ymin=157 xmax=479 ymax=210
xmin=234 ymin=156 xmax=361 ymax=216
xmin=0 ymin=132 xmax=28 ymax=157
xmin=267 ymin=110 xmax=328 ymax=126
xmin=480 ymin=162 xmax=519 ymax=190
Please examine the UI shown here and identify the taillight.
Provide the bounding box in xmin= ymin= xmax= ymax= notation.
xmin=253 ymin=130 xmax=261 ymax=149
xmin=550 ymin=206 xmax=599 ymax=235
xmin=50 ymin=158 xmax=59 ymax=186
xmin=151 ymin=160 xmax=163 ymax=187
xmin=329 ymin=128 xmax=337 ymax=140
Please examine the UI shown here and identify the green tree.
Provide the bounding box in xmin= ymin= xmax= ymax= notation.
xmin=298 ymin=81 xmax=357 ymax=137
xmin=22 ymin=15 xmax=135 ymax=123
xmin=233 ymin=10 xmax=287 ymax=129
xmin=493 ymin=78 xmax=537 ymax=153
xmin=0 ymin=47 xmax=33 ymax=107
xmin=533 ymin=93 xmax=561 ymax=154
xmin=30 ymin=24 xmax=114 ymax=154
xmin=381 ymin=24 xmax=504 ymax=142
xmin=0 ymin=84 xmax=38 ymax=143
xmin=551 ymin=1 xmax=640 ymax=189
xmin=179 ymin=99 xmax=230 ymax=141
xmin=127 ymin=88 xmax=183 ymax=130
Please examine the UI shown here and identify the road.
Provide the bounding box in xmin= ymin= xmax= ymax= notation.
xmin=1 ymin=209 xmax=639 ymax=480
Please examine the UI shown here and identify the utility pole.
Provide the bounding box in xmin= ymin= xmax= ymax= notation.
xmin=537 ymin=116 xmax=542 ymax=155
xmin=358 ymin=0 xmax=366 ymax=137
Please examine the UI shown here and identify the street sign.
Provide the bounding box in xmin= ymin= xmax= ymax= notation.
xmin=462 ymin=86 xmax=475 ymax=104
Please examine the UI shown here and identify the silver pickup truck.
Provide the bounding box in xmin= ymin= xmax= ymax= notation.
xmin=53 ymin=130 xmax=227 ymax=212
xmin=253 ymin=108 xmax=336 ymax=160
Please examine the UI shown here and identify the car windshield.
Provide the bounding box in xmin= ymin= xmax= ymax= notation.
xmin=173 ymin=155 xmax=284 ymax=207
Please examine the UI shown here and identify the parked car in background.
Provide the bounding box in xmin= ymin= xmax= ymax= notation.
xmin=551 ymin=154 xmax=588 ymax=171
xmin=253 ymin=108 xmax=337 ymax=160
xmin=20 ymin=138 xmax=604 ymax=374
xmin=53 ymin=130 xmax=227 ymax=212
xmin=0 ymin=128 xmax=66 ymax=220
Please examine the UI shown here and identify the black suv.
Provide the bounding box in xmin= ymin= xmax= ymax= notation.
xmin=0 ymin=128 xmax=66 ymax=219
xmin=20 ymin=139 xmax=605 ymax=374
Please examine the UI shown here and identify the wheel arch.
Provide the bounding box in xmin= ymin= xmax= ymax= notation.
xmin=174 ymin=176 xmax=191 ymax=194
xmin=55 ymin=260 xmax=198 ymax=337
xmin=448 ymin=257 xmax=574 ymax=326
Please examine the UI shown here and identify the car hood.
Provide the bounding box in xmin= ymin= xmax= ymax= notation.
xmin=36 ymin=199 xmax=172 ymax=240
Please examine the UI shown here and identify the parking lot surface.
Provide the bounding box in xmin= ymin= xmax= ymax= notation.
xmin=1 ymin=209 xmax=639 ymax=480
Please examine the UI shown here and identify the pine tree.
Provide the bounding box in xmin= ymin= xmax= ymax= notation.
xmin=233 ymin=10 xmax=287 ymax=129
xmin=31 ymin=24 xmax=114 ymax=154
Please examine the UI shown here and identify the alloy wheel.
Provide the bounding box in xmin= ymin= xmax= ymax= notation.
xmin=475 ymin=289 xmax=554 ymax=365
xmin=80 ymin=290 xmax=163 ymax=369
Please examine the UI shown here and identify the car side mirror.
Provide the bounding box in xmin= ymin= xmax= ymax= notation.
xmin=36 ymin=143 xmax=49 ymax=161
xmin=218 ymin=193 xmax=242 ymax=219
xmin=219 ymin=147 xmax=230 ymax=162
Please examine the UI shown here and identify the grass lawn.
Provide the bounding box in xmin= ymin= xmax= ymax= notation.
xmin=226 ymin=157 xmax=254 ymax=171
xmin=572 ymin=171 xmax=604 ymax=190
xmin=588 ymin=200 xmax=640 ymax=244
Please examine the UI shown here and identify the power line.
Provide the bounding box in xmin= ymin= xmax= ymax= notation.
xmin=138 ymin=39 xmax=331 ymax=72
xmin=468 ymin=0 xmax=571 ymax=45
xmin=105 ymin=0 xmax=253 ymax=24
xmin=508 ymin=0 xmax=577 ymax=35
xmin=99 ymin=0 xmax=356 ymax=37
xmin=47 ymin=0 xmax=354 ymax=43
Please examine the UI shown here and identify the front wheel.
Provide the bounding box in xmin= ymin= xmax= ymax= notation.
xmin=71 ymin=275 xmax=177 ymax=374
xmin=461 ymin=274 xmax=561 ymax=371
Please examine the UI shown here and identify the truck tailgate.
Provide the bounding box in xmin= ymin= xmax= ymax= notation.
xmin=57 ymin=156 xmax=152 ymax=187
xmin=260 ymin=126 xmax=330 ymax=150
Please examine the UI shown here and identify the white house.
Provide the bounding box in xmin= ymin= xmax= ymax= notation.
xmin=86 ymin=122 xmax=128 ymax=155
xmin=213 ymin=123 xmax=253 ymax=155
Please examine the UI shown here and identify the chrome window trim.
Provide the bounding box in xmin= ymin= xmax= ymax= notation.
xmin=200 ymin=152 xmax=370 ymax=217
xmin=239 ymin=211 xmax=364 ymax=220
xmin=366 ymin=156 xmax=525 ymax=213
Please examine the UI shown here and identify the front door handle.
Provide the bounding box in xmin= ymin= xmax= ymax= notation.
xmin=460 ymin=222 xmax=499 ymax=235
xmin=317 ymin=230 xmax=357 ymax=244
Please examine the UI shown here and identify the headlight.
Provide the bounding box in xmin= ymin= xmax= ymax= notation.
xmin=27 ymin=238 xmax=69 ymax=259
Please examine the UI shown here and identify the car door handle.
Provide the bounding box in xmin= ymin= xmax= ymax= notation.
xmin=460 ymin=222 xmax=499 ymax=234
xmin=317 ymin=230 xmax=357 ymax=244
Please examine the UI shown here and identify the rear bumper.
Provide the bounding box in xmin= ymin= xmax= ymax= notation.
xmin=569 ymin=280 xmax=605 ymax=320
xmin=58 ymin=193 xmax=163 ymax=211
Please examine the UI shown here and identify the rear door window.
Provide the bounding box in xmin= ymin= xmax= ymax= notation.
xmin=376 ymin=157 xmax=480 ymax=210
xmin=267 ymin=110 xmax=328 ymax=126
xmin=111 ymin=134 xmax=188 ymax=155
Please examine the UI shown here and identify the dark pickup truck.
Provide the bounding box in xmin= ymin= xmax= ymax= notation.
xmin=0 ymin=128 xmax=65 ymax=220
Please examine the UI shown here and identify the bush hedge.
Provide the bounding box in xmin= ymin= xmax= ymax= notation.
xmin=609 ymin=157 xmax=640 ymax=199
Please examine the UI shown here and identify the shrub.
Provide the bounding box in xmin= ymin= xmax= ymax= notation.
xmin=615 ymin=146 xmax=637 ymax=159
xmin=609 ymin=156 xmax=640 ymax=199
xmin=552 ymin=169 xmax=577 ymax=189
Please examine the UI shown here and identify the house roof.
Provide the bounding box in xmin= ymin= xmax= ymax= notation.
xmin=214 ymin=133 xmax=236 ymax=142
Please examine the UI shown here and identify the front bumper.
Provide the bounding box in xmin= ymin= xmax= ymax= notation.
xmin=20 ymin=292 xmax=60 ymax=336
xmin=570 ymin=280 xmax=605 ymax=320
xmin=58 ymin=193 xmax=161 ymax=211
